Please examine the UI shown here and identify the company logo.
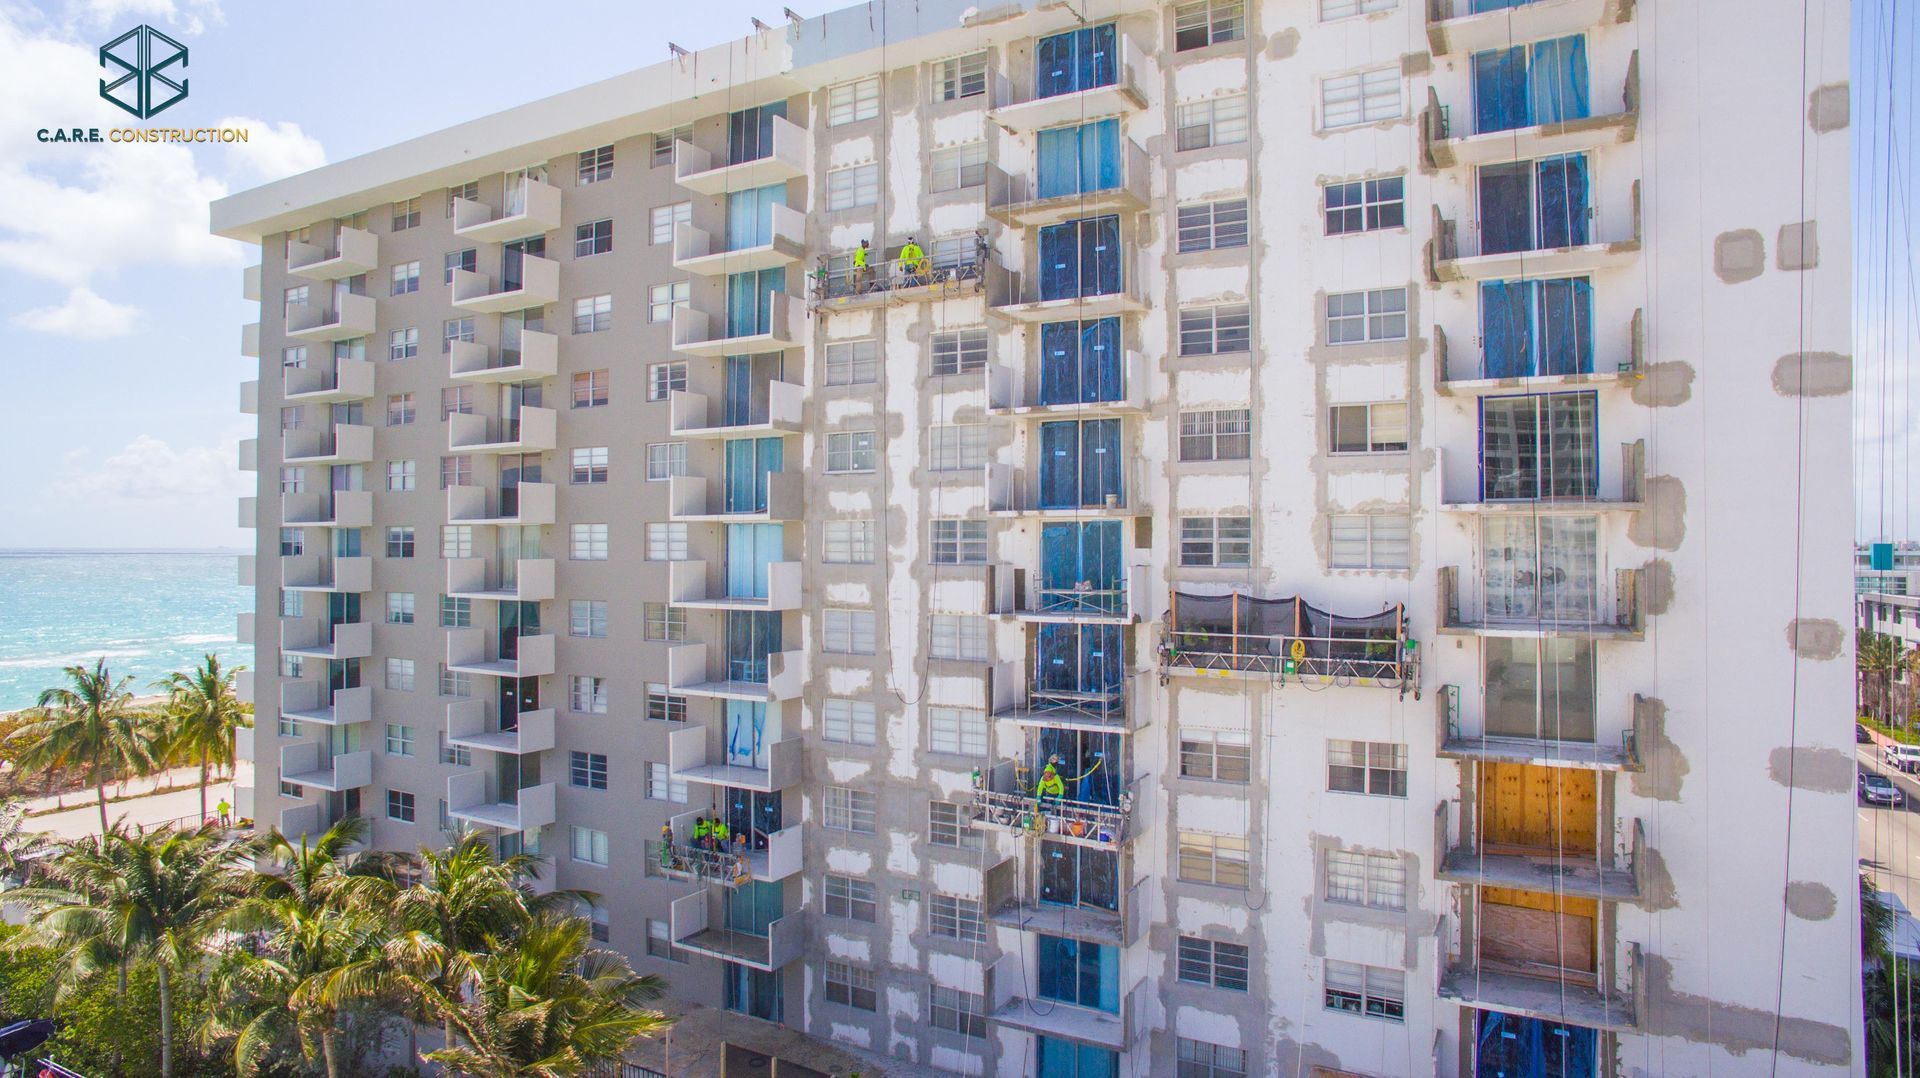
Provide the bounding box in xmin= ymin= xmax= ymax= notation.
xmin=99 ymin=24 xmax=188 ymax=119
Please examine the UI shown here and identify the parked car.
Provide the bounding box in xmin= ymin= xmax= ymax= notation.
xmin=1886 ymin=743 xmax=1920 ymax=774
xmin=1860 ymin=724 xmax=1875 ymax=744
xmin=1862 ymin=769 xmax=1906 ymax=807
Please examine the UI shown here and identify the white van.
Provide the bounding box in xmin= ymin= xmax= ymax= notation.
xmin=1885 ymin=743 xmax=1920 ymax=774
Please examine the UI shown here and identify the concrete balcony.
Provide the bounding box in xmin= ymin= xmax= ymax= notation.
xmin=238 ymin=496 xmax=256 ymax=529
xmin=985 ymin=461 xmax=1148 ymax=519
xmin=646 ymin=811 xmax=803 ymax=887
xmin=1423 ymin=54 xmax=1639 ymax=169
xmin=674 ymin=116 xmax=810 ymax=197
xmin=446 ymin=628 xmax=556 ymax=679
xmin=279 ymin=743 xmax=372 ymax=794
xmin=236 ymin=554 xmax=255 ymax=587
xmin=1438 ymin=938 xmax=1642 ymax=1034
xmin=668 ymin=890 xmax=804 ymax=972
xmin=452 ymin=179 xmax=563 ymax=244
xmin=666 ymin=559 xmax=801 ymax=612
xmin=667 ymin=724 xmax=802 ymax=793
xmin=968 ymin=759 xmax=1142 ymax=850
xmin=450 ymin=256 xmax=560 ymax=314
xmin=664 ymin=643 xmax=805 ymax=703
xmin=241 ymin=322 xmax=260 ymax=357
xmin=1435 ymin=801 xmax=1645 ymax=905
xmin=285 ymin=295 xmax=377 ymax=343
xmin=445 ymin=482 xmax=557 ymax=526
xmin=282 ymin=424 xmax=373 ymax=466
xmin=988 ymin=38 xmax=1148 ymax=135
xmin=1438 ymin=565 xmax=1646 ymax=641
xmin=286 ymin=227 xmax=379 ymax=280
xmin=446 ymin=771 xmax=557 ymax=832
xmin=665 ymin=472 xmax=804 ymax=523
xmin=446 ymin=557 xmax=556 ymax=603
xmin=283 ymin=359 xmax=375 ymax=404
xmin=986 ymin=362 xmax=1147 ymax=421
xmin=1437 ymin=689 xmax=1653 ymax=772
xmin=671 ymin=293 xmax=806 ymax=357
xmin=447 ymin=331 xmax=559 ymax=384
xmin=240 ymin=380 xmax=259 ymax=414
xmin=1432 ymin=315 xmax=1643 ymax=398
xmin=666 ymin=381 xmax=804 ymax=440
xmin=445 ymin=698 xmax=556 ymax=756
xmin=992 ymin=255 xmax=1149 ymax=324
xmin=232 ymin=782 xmax=254 ymax=823
xmin=279 ymin=681 xmax=372 ymax=727
xmin=243 ymin=264 xmax=260 ymax=302
xmin=1437 ymin=442 xmax=1646 ymax=514
xmin=1429 ymin=193 xmax=1642 ymax=283
xmin=1427 ymin=0 xmax=1632 ymax=56
xmin=992 ymin=974 xmax=1151 ymax=1053
xmin=990 ymin=678 xmax=1151 ymax=735
xmin=236 ymin=611 xmax=254 ymax=644
xmin=279 ymin=617 xmax=374 ymax=661
xmin=447 ymin=407 xmax=557 ymax=455
xmin=990 ymin=870 xmax=1149 ymax=949
xmin=990 ymin=564 xmax=1148 ymax=627
xmin=281 ymin=490 xmax=374 ymax=529
xmin=238 ymin=439 xmax=257 ymax=472
xmin=673 ymin=203 xmax=806 ymax=277
xmin=235 ymin=669 xmax=254 ymax=705
xmin=986 ymin=138 xmax=1152 ymax=228
xmin=281 ymin=554 xmax=372 ymax=593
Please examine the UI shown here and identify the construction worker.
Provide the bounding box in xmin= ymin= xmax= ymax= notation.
xmin=693 ymin=815 xmax=712 ymax=851
xmin=852 ymin=239 xmax=873 ymax=293
xmin=1035 ymin=761 xmax=1066 ymax=805
xmin=215 ymin=797 xmax=231 ymax=827
xmin=712 ymin=817 xmax=731 ymax=848
xmin=660 ymin=822 xmax=675 ymax=867
xmin=899 ymin=235 xmax=929 ymax=287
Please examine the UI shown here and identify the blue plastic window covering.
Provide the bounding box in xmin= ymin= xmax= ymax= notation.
xmin=727 ymin=101 xmax=787 ymax=165
xmin=1035 ymin=23 xmax=1118 ymax=100
xmin=1040 ymin=521 xmax=1123 ymax=612
xmin=1039 ymin=318 xmax=1123 ymax=405
xmin=1472 ymin=35 xmax=1589 ymax=135
xmin=1474 ymin=1011 xmax=1597 ymax=1078
xmin=723 ymin=789 xmax=782 ymax=842
xmin=723 ymin=437 xmax=783 ymax=513
xmin=724 ymin=610 xmax=781 ymax=684
xmin=1038 ymin=727 xmax=1122 ymax=805
xmin=1040 ymin=842 xmax=1119 ymax=910
xmin=1477 ymin=154 xmax=1588 ymax=255
xmin=1036 ymin=934 xmax=1120 ymax=1013
xmin=1535 ymin=154 xmax=1590 ymax=249
xmin=1478 ymin=277 xmax=1594 ymax=377
xmin=725 ymin=523 xmax=782 ymax=598
xmin=725 ymin=699 xmax=768 ymax=767
xmin=1034 ymin=623 xmax=1125 ymax=706
xmin=726 ymin=268 xmax=785 ymax=337
xmin=726 ymin=184 xmax=787 ymax=250
xmin=1472 ymin=0 xmax=1534 ymax=10
xmin=1036 ymin=419 xmax=1122 ymax=508
xmin=1038 ymin=215 xmax=1122 ymax=302
xmin=1037 ymin=119 xmax=1121 ymax=200
xmin=1036 ymin=1038 xmax=1120 ymax=1078
xmin=724 ymin=879 xmax=782 ymax=936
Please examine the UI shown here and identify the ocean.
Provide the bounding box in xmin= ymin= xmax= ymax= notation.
xmin=0 ymin=551 xmax=254 ymax=712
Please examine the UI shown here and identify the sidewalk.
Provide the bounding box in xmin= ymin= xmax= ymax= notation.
xmin=21 ymin=762 xmax=254 ymax=841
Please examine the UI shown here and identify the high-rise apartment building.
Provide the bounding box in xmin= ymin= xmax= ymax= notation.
xmin=214 ymin=0 xmax=1859 ymax=1072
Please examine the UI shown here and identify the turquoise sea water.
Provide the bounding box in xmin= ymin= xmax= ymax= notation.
xmin=0 ymin=551 xmax=254 ymax=711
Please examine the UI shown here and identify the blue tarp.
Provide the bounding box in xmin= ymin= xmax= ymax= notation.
xmin=1472 ymin=35 xmax=1590 ymax=135
xmin=1038 ymin=318 xmax=1123 ymax=405
xmin=1041 ymin=521 xmax=1123 ymax=612
xmin=1038 ymin=215 xmax=1121 ymax=302
xmin=1479 ymin=277 xmax=1594 ymax=377
xmin=1037 ymin=119 xmax=1120 ymax=200
xmin=1035 ymin=23 xmax=1117 ymax=100
xmin=1037 ymin=727 xmax=1122 ymax=805
xmin=1040 ymin=841 xmax=1119 ymax=910
xmin=1474 ymin=1011 xmax=1597 ymax=1078
xmin=1037 ymin=419 xmax=1121 ymax=508
xmin=1478 ymin=154 xmax=1589 ymax=255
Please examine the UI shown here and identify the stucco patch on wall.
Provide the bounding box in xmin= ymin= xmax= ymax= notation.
xmin=1630 ymin=361 xmax=1695 ymax=408
xmin=1777 ymin=221 xmax=1819 ymax=271
xmin=1400 ymin=51 xmax=1432 ymax=76
xmin=1786 ymin=617 xmax=1844 ymax=661
xmin=1639 ymin=558 xmax=1674 ymax=616
xmin=1785 ymin=880 xmax=1838 ymax=921
xmin=1626 ymin=476 xmax=1686 ymax=551
xmin=1641 ymin=955 xmax=1852 ymax=1064
xmin=1629 ymin=695 xmax=1688 ymax=802
xmin=1713 ymin=229 xmax=1766 ymax=284
xmin=1639 ymin=845 xmax=1680 ymax=911
xmin=1771 ymin=351 xmax=1851 ymax=397
xmin=1808 ymin=82 xmax=1850 ymax=133
xmin=1266 ymin=28 xmax=1299 ymax=60
xmin=1767 ymin=745 xmax=1852 ymax=794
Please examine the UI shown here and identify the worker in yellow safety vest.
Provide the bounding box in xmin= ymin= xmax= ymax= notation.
xmin=852 ymin=239 xmax=872 ymax=293
xmin=899 ymin=235 xmax=929 ymax=286
xmin=1035 ymin=761 xmax=1066 ymax=805
xmin=712 ymin=818 xmax=731 ymax=847
xmin=693 ymin=816 xmax=711 ymax=850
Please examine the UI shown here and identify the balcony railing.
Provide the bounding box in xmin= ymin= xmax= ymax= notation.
xmin=666 ymin=558 xmax=802 ymax=611
xmin=447 ymin=331 xmax=559 ymax=383
xmin=445 ymin=698 xmax=556 ymax=756
xmin=663 ymin=643 xmax=805 ymax=703
xmin=1437 ymin=914 xmax=1643 ymax=1033
xmin=279 ymin=743 xmax=371 ymax=793
xmin=991 ymin=252 xmax=1149 ymax=323
xmin=673 ymin=203 xmax=806 ymax=277
xmin=281 ymin=490 xmax=373 ymax=529
xmin=1435 ymin=684 xmax=1649 ymax=771
xmin=1434 ymin=800 xmax=1646 ymax=905
xmin=280 ymin=553 xmax=372 ymax=593
xmin=1159 ymin=591 xmax=1417 ymax=692
xmin=452 ymin=179 xmax=563 ymax=243
xmin=986 ymin=138 xmax=1152 ymax=228
xmin=1437 ymin=441 xmax=1646 ymax=512
xmin=240 ymin=379 xmax=259 ymax=414
xmin=286 ymin=226 xmax=378 ymax=280
xmin=667 ymin=890 xmax=805 ymax=972
xmin=285 ymin=295 xmax=376 ymax=342
xmin=279 ymin=681 xmax=371 ymax=727
xmin=446 ymin=772 xmax=557 ymax=831
xmin=968 ymin=759 xmax=1136 ymax=848
xmin=988 ymin=36 xmax=1147 ymax=134
xmin=990 ymin=873 xmax=1150 ymax=949
xmin=1423 ymin=53 xmax=1639 ymax=168
xmin=447 ymin=407 xmax=558 ymax=454
xmin=666 ymin=381 xmax=804 ymax=439
xmin=282 ymin=424 xmax=373 ymax=465
xmin=446 ymin=556 xmax=556 ymax=602
xmin=984 ymin=460 xmax=1148 ymax=518
xmin=1427 ymin=0 xmax=1632 ymax=57
xmin=673 ymin=116 xmax=811 ymax=197
xmin=992 ymin=563 xmax=1149 ymax=624
xmin=665 ymin=471 xmax=805 ymax=522
xmin=667 ymin=724 xmax=802 ymax=793
xmin=1438 ymin=564 xmax=1645 ymax=640
xmin=279 ymin=617 xmax=373 ymax=661
xmin=284 ymin=359 xmax=375 ymax=403
xmin=986 ymin=359 xmax=1147 ymax=419
xmin=671 ymin=292 xmax=806 ymax=357
xmin=445 ymin=628 xmax=557 ymax=678
xmin=645 ymin=813 xmax=803 ymax=888
xmin=1432 ymin=313 xmax=1643 ymax=395
xmin=1428 ymin=187 xmax=1642 ymax=283
xmin=445 ymin=482 xmax=557 ymax=526
xmin=450 ymin=256 xmax=561 ymax=314
xmin=991 ymin=970 xmax=1151 ymax=1053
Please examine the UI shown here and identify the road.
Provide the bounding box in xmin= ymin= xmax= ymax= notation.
xmin=20 ymin=762 xmax=253 ymax=842
xmin=1858 ymin=744 xmax=1920 ymax=911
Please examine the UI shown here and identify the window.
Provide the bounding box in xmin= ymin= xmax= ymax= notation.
xmin=930 ymin=801 xmax=983 ymax=849
xmin=1180 ymin=729 xmax=1251 ymax=782
xmin=572 ymin=446 xmax=610 ymax=485
xmin=650 ymin=202 xmax=691 ymax=246
xmin=827 ymin=163 xmax=879 ymax=210
xmin=440 ymin=596 xmax=472 ymax=629
xmin=570 ymin=600 xmax=609 ymax=638
xmin=386 ymin=459 xmax=417 ymax=492
xmin=643 ymin=603 xmax=687 ymax=642
xmin=574 ymin=219 xmax=613 ymax=258
xmin=826 ymin=431 xmax=877 ymax=473
xmin=930 ymin=142 xmax=988 ymax=192
xmin=647 ymin=523 xmax=690 ymax=562
xmin=1325 ymin=176 xmax=1406 ymax=235
xmin=1322 ymin=68 xmax=1401 ymax=128
xmin=929 ymin=894 xmax=985 ymax=942
xmin=824 ymin=874 xmax=877 ymax=922
xmin=279 ymin=528 xmax=305 ymax=557
xmin=1175 ymin=0 xmax=1245 ymax=49
xmin=1326 ymin=288 xmax=1408 ymax=343
xmin=927 ymin=706 xmax=989 ymax=755
xmin=824 ymin=786 xmax=877 ymax=833
xmin=825 ymin=961 xmax=877 ymax=1011
xmin=1329 ymin=402 xmax=1409 ymax=454
xmin=1327 ymin=740 xmax=1407 ymax=796
xmin=1176 ymin=95 xmax=1249 ymax=150
xmin=1178 ymin=304 xmax=1252 ymax=356
xmin=645 ymin=442 xmax=686 ymax=481
xmin=443 ymin=249 xmax=476 ymax=284
xmin=646 ymin=762 xmax=689 ymax=803
xmin=1179 ymin=516 xmax=1252 ymax=568
xmin=386 ymin=526 xmax=416 ymax=559
xmin=386 ymin=658 xmax=415 ymax=692
xmin=386 ymin=789 xmax=416 ymax=822
xmin=572 ymin=524 xmax=609 ymax=560
xmin=930 ymin=520 xmax=989 ymax=564
xmin=1176 ymin=200 xmax=1249 ymax=252
xmin=1324 ymin=850 xmax=1406 ymax=910
xmin=822 ymin=698 xmax=877 ymax=745
xmin=1178 ymin=409 xmax=1252 ymax=462
xmin=445 ymin=180 xmax=478 ymax=216
xmin=389 ymin=328 xmax=418 ymax=361
xmin=647 ymin=917 xmax=689 ymax=963
xmin=931 ymin=328 xmax=988 ymax=375
xmin=281 ymin=406 xmax=303 ymax=432
xmin=386 ymin=393 xmax=415 ymax=426
xmin=930 ymin=615 xmax=989 ymax=662
xmin=649 ymin=282 xmax=689 ymax=323
xmin=829 ymin=77 xmax=881 ymax=125
xmin=824 ymin=339 xmax=878 ymax=386
xmin=391 ymin=197 xmax=420 ymax=230
xmin=1178 ymin=830 xmax=1250 ymax=887
xmin=646 ymin=684 xmax=689 ymax=724
xmin=933 ymin=51 xmax=988 ymax=101
xmin=386 ymin=592 xmax=415 ymax=625
xmin=391 ymin=261 xmax=420 ymax=295
xmin=651 ymin=125 xmax=692 ymax=167
xmin=279 ymin=467 xmax=305 ymax=495
xmin=440 ymin=734 xmax=471 ymax=768
xmin=279 ymin=589 xmax=305 ymax=618
xmin=277 ymin=717 xmax=303 ymax=738
xmin=441 ymin=525 xmax=474 ymax=559
xmin=931 ymin=986 xmax=987 ymax=1037
xmin=1323 ymin=960 xmax=1404 ymax=1022
xmin=577 ymin=143 xmax=614 ymax=184
xmin=570 ymin=826 xmax=610 ymax=866
xmin=573 ymin=294 xmax=612 ymax=334
xmin=443 ymin=318 xmax=476 ymax=352
xmin=281 ymin=654 xmax=304 ymax=679
xmin=1322 ymin=0 xmax=1396 ymax=19
xmin=573 ymin=370 xmax=609 ymax=409
xmin=929 ymin=425 xmax=989 ymax=471
xmin=1178 ymin=1039 xmax=1249 ymax=1078
xmin=570 ymin=675 xmax=610 ymax=715
xmin=1329 ymin=514 xmax=1411 ymax=570
xmin=570 ymin=751 xmax=609 ymax=791
xmin=282 ymin=342 xmax=308 ymax=368
xmin=441 ymin=385 xmax=474 ymax=417
xmin=647 ymin=362 xmax=687 ymax=401
xmin=823 ymin=520 xmax=875 ymax=564
xmin=384 ymin=723 xmax=415 ymax=757
xmin=823 ymin=610 xmax=877 ymax=655
xmin=1177 ymin=936 xmax=1250 ymax=991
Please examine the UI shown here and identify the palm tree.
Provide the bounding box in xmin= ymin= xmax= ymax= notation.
xmin=1861 ymin=630 xmax=1901 ymax=723
xmin=420 ymin=913 xmax=672 ymax=1077
xmin=158 ymin=654 xmax=251 ymax=825
xmin=10 ymin=659 xmax=163 ymax=833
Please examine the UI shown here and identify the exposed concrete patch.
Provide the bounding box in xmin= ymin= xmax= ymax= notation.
xmin=1767 ymin=745 xmax=1852 ymax=794
xmin=1266 ymin=28 xmax=1298 ymax=60
xmin=1629 ymin=695 xmax=1689 ymax=802
xmin=1712 ymin=229 xmax=1766 ymax=284
xmin=1771 ymin=351 xmax=1852 ymax=397
xmin=1638 ymin=845 xmax=1679 ymax=911
xmin=1400 ymin=51 xmax=1431 ymax=77
xmin=1777 ymin=221 xmax=1819 ymax=271
xmin=1785 ymin=880 xmax=1838 ymax=921
xmin=1626 ymin=476 xmax=1686 ymax=551
xmin=1630 ymin=361 xmax=1694 ymax=408
xmin=1786 ymin=617 xmax=1844 ymax=661
xmin=1641 ymin=954 xmax=1852 ymax=1064
xmin=1808 ymin=82 xmax=1850 ymax=133
xmin=1272 ymin=1036 xmax=1344 ymax=1076
xmin=1639 ymin=558 xmax=1675 ymax=616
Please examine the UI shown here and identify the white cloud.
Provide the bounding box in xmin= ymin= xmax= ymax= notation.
xmin=66 ymin=0 xmax=223 ymax=36
xmin=216 ymin=117 xmax=327 ymax=184
xmin=11 ymin=285 xmax=138 ymax=337
xmin=64 ymin=432 xmax=249 ymax=503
